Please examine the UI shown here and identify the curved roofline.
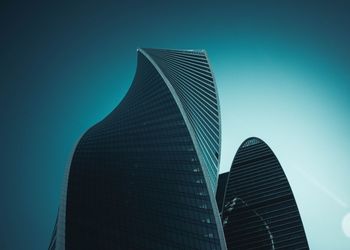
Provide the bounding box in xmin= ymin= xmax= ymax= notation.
xmin=236 ymin=137 xmax=283 ymax=170
xmin=225 ymin=136 xmax=296 ymax=193
xmin=239 ymin=136 xmax=263 ymax=147
xmin=138 ymin=48 xmax=227 ymax=250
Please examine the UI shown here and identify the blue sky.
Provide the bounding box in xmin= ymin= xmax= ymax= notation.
xmin=1 ymin=1 xmax=350 ymax=249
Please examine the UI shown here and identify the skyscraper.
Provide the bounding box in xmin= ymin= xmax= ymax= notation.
xmin=49 ymin=48 xmax=226 ymax=249
xmin=217 ymin=137 xmax=309 ymax=250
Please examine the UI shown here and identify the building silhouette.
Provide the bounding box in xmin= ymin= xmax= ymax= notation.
xmin=49 ymin=48 xmax=226 ymax=249
xmin=217 ymin=137 xmax=309 ymax=250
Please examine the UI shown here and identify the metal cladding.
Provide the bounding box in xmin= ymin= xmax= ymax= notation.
xmin=221 ymin=137 xmax=309 ymax=250
xmin=50 ymin=48 xmax=226 ymax=249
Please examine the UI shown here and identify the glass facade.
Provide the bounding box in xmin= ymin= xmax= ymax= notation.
xmin=50 ymin=49 xmax=225 ymax=249
xmin=217 ymin=137 xmax=309 ymax=250
xmin=215 ymin=171 xmax=229 ymax=213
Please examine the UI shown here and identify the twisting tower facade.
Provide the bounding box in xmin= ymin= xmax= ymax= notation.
xmin=49 ymin=48 xmax=226 ymax=250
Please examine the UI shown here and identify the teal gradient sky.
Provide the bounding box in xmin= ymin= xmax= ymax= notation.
xmin=1 ymin=1 xmax=350 ymax=249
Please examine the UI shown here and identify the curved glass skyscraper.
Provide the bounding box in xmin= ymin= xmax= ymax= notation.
xmin=50 ymin=48 xmax=226 ymax=249
xmin=218 ymin=137 xmax=309 ymax=250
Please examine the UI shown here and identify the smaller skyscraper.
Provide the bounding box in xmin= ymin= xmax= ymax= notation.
xmin=217 ymin=137 xmax=309 ymax=250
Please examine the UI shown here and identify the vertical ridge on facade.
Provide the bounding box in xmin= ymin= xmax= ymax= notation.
xmin=141 ymin=48 xmax=221 ymax=194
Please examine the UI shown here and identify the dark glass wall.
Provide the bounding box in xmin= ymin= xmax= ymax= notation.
xmin=220 ymin=137 xmax=309 ymax=250
xmin=51 ymin=49 xmax=226 ymax=249
xmin=221 ymin=197 xmax=274 ymax=249
xmin=215 ymin=172 xmax=229 ymax=213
